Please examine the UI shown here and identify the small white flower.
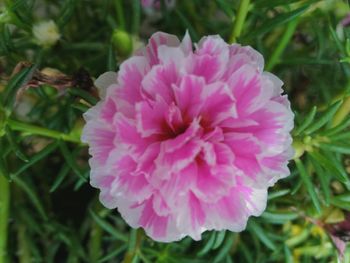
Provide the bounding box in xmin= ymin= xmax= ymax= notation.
xmin=32 ymin=20 xmax=60 ymax=47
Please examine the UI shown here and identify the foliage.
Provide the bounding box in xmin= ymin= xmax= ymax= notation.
xmin=1 ymin=0 xmax=350 ymax=262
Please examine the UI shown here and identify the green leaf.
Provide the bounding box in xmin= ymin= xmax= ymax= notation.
xmin=128 ymin=229 xmax=138 ymax=251
xmin=5 ymin=127 xmax=28 ymax=162
xmin=261 ymin=211 xmax=298 ymax=224
xmin=197 ymin=232 xmax=216 ymax=256
xmin=16 ymin=207 xmax=42 ymax=235
xmin=73 ymin=170 xmax=89 ymax=191
xmin=212 ymin=231 xmax=226 ymax=249
xmin=280 ymin=57 xmax=333 ymax=65
xmin=284 ymin=245 xmax=294 ymax=263
xmin=97 ymin=244 xmax=128 ymax=263
xmin=215 ymin=0 xmax=234 ymax=17
xmin=309 ymin=151 xmax=348 ymax=183
xmin=0 ymin=139 xmax=10 ymax=180
xmin=107 ymin=43 xmax=117 ymax=72
xmin=7 ymin=0 xmax=32 ymax=30
xmin=68 ymin=88 xmax=98 ymax=106
xmin=255 ymin=0 xmax=318 ymax=8
xmin=295 ymin=159 xmax=322 ymax=214
xmin=309 ymin=156 xmax=330 ymax=206
xmin=47 ymin=243 xmax=61 ymax=263
xmin=72 ymin=102 xmax=90 ymax=113
xmin=320 ymin=117 xmax=350 ymax=136
xmin=59 ymin=141 xmax=86 ymax=182
xmin=3 ymin=65 xmax=35 ymax=110
xmin=323 ymin=150 xmax=349 ymax=182
xmin=304 ymin=100 xmax=343 ymax=134
xmin=328 ymin=131 xmax=350 ymax=141
xmin=254 ymin=0 xmax=290 ymax=7
xmin=268 ymin=189 xmax=291 ymax=200
xmin=329 ymin=25 xmax=345 ymax=54
xmin=238 ymin=241 xmax=254 ymax=263
xmin=12 ymin=141 xmax=59 ymax=178
xmin=89 ymin=209 xmax=128 ymax=242
xmin=12 ymin=176 xmax=47 ymax=220
xmin=294 ymin=106 xmax=317 ymax=135
xmin=57 ymin=0 xmax=75 ymax=28
xmin=320 ymin=142 xmax=350 ymax=155
xmin=0 ymin=173 xmax=10 ymax=259
xmin=331 ymin=194 xmax=350 ymax=211
xmin=131 ymin=254 xmax=139 ymax=263
xmin=50 ymin=164 xmax=70 ymax=192
xmin=0 ymin=25 xmax=13 ymax=54
xmin=290 ymin=176 xmax=302 ymax=195
xmin=175 ymin=10 xmax=199 ymax=42
xmin=248 ymin=220 xmax=276 ymax=250
xmin=245 ymin=5 xmax=309 ymax=39
xmin=213 ymin=234 xmax=235 ymax=263
xmin=131 ymin=0 xmax=141 ymax=34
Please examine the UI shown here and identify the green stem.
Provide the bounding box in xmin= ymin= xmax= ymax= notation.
xmin=115 ymin=0 xmax=126 ymax=30
xmin=89 ymin=221 xmax=102 ymax=263
xmin=131 ymin=0 xmax=141 ymax=34
xmin=89 ymin=202 xmax=103 ymax=263
xmin=0 ymin=174 xmax=10 ymax=263
xmin=266 ymin=18 xmax=300 ymax=71
xmin=7 ymin=119 xmax=82 ymax=144
xmin=331 ymin=95 xmax=350 ymax=127
xmin=228 ymin=0 xmax=251 ymax=44
xmin=122 ymin=229 xmax=143 ymax=263
xmin=17 ymin=224 xmax=31 ymax=263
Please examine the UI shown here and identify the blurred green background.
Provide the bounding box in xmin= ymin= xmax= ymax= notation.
xmin=1 ymin=0 xmax=350 ymax=262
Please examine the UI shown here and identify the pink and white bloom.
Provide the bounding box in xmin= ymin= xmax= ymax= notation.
xmin=82 ymin=32 xmax=294 ymax=242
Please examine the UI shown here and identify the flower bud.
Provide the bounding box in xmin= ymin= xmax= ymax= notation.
xmin=32 ymin=20 xmax=60 ymax=48
xmin=111 ymin=30 xmax=133 ymax=57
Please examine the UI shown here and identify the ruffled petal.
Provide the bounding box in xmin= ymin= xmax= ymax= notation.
xmin=81 ymin=120 xmax=115 ymax=165
xmin=94 ymin=71 xmax=118 ymax=98
xmin=190 ymin=35 xmax=230 ymax=83
xmin=83 ymin=31 xmax=294 ymax=243
xmin=144 ymin=32 xmax=181 ymax=65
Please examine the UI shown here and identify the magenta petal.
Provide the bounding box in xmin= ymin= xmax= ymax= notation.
xmin=193 ymin=161 xmax=235 ymax=203
xmin=175 ymin=192 xmax=206 ymax=240
xmin=142 ymin=63 xmax=179 ymax=104
xmin=162 ymin=118 xmax=202 ymax=153
xmin=145 ymin=32 xmax=181 ymax=65
xmin=228 ymin=44 xmax=264 ymax=72
xmin=225 ymin=132 xmax=262 ymax=180
xmin=174 ymin=75 xmax=205 ymax=121
xmin=190 ymin=35 xmax=229 ymax=82
xmin=114 ymin=113 xmax=156 ymax=157
xmin=111 ymin=155 xmax=153 ymax=203
xmin=200 ymin=81 xmax=237 ymax=126
xmin=164 ymin=103 xmax=183 ymax=133
xmin=117 ymin=56 xmax=149 ymax=104
xmin=228 ymin=65 xmax=271 ymax=116
xmin=99 ymin=97 xmax=117 ymax=122
xmin=81 ymin=120 xmax=115 ymax=165
xmin=139 ymin=197 xmax=170 ymax=239
xmin=180 ymin=30 xmax=193 ymax=55
xmin=154 ymin=139 xmax=202 ymax=179
xmin=135 ymin=99 xmax=167 ymax=137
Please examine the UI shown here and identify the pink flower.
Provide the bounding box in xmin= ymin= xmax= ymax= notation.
xmin=82 ymin=32 xmax=294 ymax=242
